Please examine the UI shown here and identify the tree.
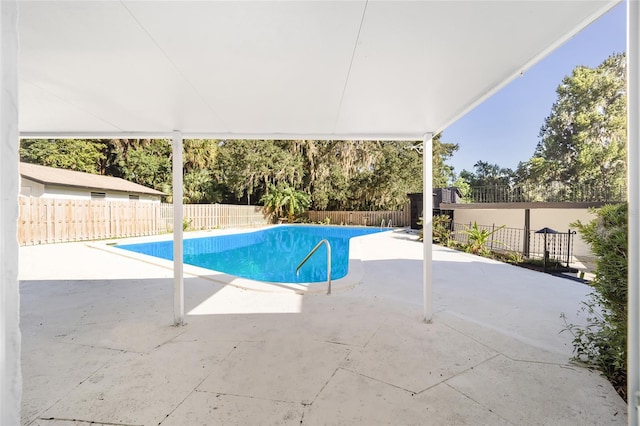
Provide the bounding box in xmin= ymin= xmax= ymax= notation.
xmin=183 ymin=139 xmax=218 ymax=172
xmin=116 ymin=139 xmax=172 ymax=191
xmin=349 ymin=141 xmax=422 ymax=210
xmin=183 ymin=169 xmax=221 ymax=204
xmin=299 ymin=140 xmax=381 ymax=210
xmin=214 ymin=140 xmax=304 ymax=205
xmin=451 ymin=176 xmax=471 ymax=201
xmin=181 ymin=139 xmax=221 ymax=203
xmin=407 ymin=133 xmax=458 ymax=188
xmin=521 ymin=53 xmax=626 ymax=195
xmin=431 ymin=134 xmax=459 ymax=188
xmin=260 ymin=183 xmax=310 ymax=221
xmin=260 ymin=184 xmax=286 ymax=220
xmin=20 ymin=139 xmax=106 ymax=174
xmin=280 ymin=185 xmax=311 ymax=220
xmin=459 ymin=161 xmax=514 ymax=187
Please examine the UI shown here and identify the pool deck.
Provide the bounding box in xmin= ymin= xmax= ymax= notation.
xmin=19 ymin=229 xmax=626 ymax=425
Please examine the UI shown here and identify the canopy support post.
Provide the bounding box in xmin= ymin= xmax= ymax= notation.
xmin=172 ymin=131 xmax=184 ymax=326
xmin=627 ymin=0 xmax=639 ymax=424
xmin=1 ymin=0 xmax=22 ymax=423
xmin=422 ymin=133 xmax=434 ymax=323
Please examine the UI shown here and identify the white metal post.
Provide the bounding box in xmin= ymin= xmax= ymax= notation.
xmin=628 ymin=1 xmax=640 ymax=424
xmin=422 ymin=133 xmax=434 ymax=323
xmin=1 ymin=0 xmax=22 ymax=423
xmin=172 ymin=131 xmax=184 ymax=326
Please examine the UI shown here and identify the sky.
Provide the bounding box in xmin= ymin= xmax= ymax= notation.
xmin=443 ymin=2 xmax=627 ymax=176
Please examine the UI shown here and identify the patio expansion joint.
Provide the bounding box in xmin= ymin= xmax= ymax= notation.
xmin=363 ymin=323 xmax=383 ymax=348
xmin=150 ymin=327 xmax=191 ymax=351
xmin=156 ymin=342 xmax=240 ymax=425
xmin=440 ymin=382 xmax=517 ymax=426
xmin=439 ymin=318 xmax=571 ymax=367
xmin=300 ymin=348 xmax=357 ymax=407
xmin=338 ymin=366 xmax=418 ymax=395
xmin=35 ymin=417 xmax=142 ymax=426
xmin=415 ymin=353 xmax=502 ymax=396
xmin=28 ymin=350 xmax=123 ymax=425
xmin=193 ymin=389 xmax=301 ymax=405
xmin=57 ymin=340 xmax=141 ymax=355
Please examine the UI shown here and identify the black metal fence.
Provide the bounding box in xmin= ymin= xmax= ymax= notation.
xmin=449 ymin=221 xmax=576 ymax=267
xmin=466 ymin=182 xmax=626 ymax=203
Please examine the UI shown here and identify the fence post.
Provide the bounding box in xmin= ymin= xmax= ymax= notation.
xmin=523 ymin=209 xmax=530 ymax=258
xmin=490 ymin=223 xmax=495 ymax=251
xmin=566 ymin=229 xmax=572 ymax=268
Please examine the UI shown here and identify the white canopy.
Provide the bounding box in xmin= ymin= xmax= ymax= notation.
xmin=19 ymin=0 xmax=618 ymax=139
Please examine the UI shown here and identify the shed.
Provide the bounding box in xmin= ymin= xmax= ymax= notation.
xmin=19 ymin=162 xmax=165 ymax=203
xmin=408 ymin=188 xmax=462 ymax=229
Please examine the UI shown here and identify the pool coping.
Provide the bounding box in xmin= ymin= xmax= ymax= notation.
xmin=87 ymin=225 xmax=388 ymax=295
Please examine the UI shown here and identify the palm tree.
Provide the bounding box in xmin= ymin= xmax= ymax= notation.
xmin=260 ymin=184 xmax=285 ymax=221
xmin=183 ymin=169 xmax=212 ymax=204
xmin=260 ymin=184 xmax=311 ymax=222
xmin=281 ymin=186 xmax=311 ymax=221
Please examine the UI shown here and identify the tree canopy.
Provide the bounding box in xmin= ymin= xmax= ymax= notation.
xmin=518 ymin=53 xmax=627 ymax=193
xmin=459 ymin=161 xmax=514 ymax=187
xmin=452 ymin=53 xmax=627 ymax=203
xmin=21 ymin=136 xmax=458 ymax=210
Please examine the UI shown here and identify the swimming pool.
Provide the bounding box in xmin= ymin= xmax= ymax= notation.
xmin=116 ymin=225 xmax=388 ymax=284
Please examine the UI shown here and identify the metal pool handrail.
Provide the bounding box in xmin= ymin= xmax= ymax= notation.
xmin=296 ymin=239 xmax=332 ymax=295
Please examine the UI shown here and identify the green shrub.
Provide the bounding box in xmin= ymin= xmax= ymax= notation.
xmin=461 ymin=222 xmax=505 ymax=256
xmin=564 ymin=203 xmax=627 ymax=399
xmin=432 ymin=215 xmax=452 ymax=245
xmin=507 ymin=251 xmax=524 ymax=264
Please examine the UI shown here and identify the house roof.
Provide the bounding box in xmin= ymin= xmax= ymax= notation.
xmin=18 ymin=1 xmax=620 ymax=140
xmin=19 ymin=162 xmax=166 ymax=196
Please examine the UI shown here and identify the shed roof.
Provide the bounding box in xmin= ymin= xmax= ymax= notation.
xmin=19 ymin=162 xmax=166 ymax=196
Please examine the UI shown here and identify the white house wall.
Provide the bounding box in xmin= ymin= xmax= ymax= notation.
xmin=19 ymin=180 xmax=160 ymax=203
xmin=452 ymin=208 xmax=597 ymax=264
xmin=19 ymin=177 xmax=44 ymax=197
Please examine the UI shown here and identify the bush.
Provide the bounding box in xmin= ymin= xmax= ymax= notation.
xmin=432 ymin=215 xmax=452 ymax=244
xmin=461 ymin=222 xmax=505 ymax=256
xmin=507 ymin=251 xmax=524 ymax=264
xmin=564 ymin=203 xmax=627 ymax=400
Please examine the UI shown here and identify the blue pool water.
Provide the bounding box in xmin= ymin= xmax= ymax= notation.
xmin=116 ymin=225 xmax=387 ymax=283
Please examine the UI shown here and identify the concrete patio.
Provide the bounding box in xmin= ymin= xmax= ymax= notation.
xmin=19 ymin=229 xmax=626 ymax=425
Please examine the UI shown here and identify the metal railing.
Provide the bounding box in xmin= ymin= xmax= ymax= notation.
xmin=448 ymin=221 xmax=576 ymax=267
xmin=296 ymin=239 xmax=332 ymax=295
xmin=465 ymin=182 xmax=627 ymax=204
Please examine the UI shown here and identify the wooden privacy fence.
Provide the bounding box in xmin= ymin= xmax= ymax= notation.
xmin=306 ymin=204 xmax=411 ymax=227
xmin=18 ymin=197 xmax=269 ymax=245
xmin=183 ymin=203 xmax=267 ymax=230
